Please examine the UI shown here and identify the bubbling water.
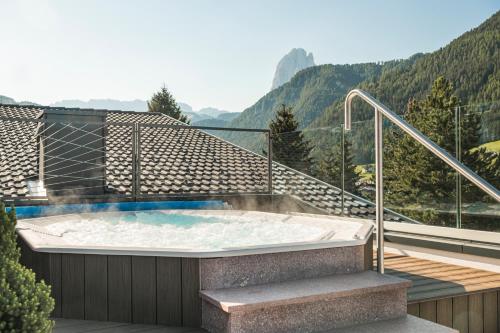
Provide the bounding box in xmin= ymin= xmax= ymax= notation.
xmin=44 ymin=211 xmax=360 ymax=250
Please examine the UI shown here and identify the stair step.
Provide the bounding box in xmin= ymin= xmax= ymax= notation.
xmin=326 ymin=315 xmax=458 ymax=332
xmin=201 ymin=271 xmax=410 ymax=313
xmin=201 ymin=271 xmax=411 ymax=333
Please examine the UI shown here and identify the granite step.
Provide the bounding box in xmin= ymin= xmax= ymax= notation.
xmin=200 ymin=271 xmax=411 ymax=333
xmin=325 ymin=314 xmax=458 ymax=332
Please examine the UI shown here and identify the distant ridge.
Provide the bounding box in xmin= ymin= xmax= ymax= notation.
xmin=0 ymin=94 xmax=240 ymax=127
xmin=50 ymin=99 xmax=147 ymax=111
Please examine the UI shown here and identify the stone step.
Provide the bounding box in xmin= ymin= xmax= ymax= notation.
xmin=199 ymin=242 xmax=371 ymax=290
xmin=200 ymin=271 xmax=411 ymax=333
xmin=326 ymin=315 xmax=458 ymax=332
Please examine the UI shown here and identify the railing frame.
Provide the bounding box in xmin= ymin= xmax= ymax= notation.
xmin=0 ymin=115 xmax=273 ymax=201
xmin=345 ymin=89 xmax=500 ymax=274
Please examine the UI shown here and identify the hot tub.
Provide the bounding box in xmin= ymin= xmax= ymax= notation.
xmin=16 ymin=207 xmax=373 ymax=327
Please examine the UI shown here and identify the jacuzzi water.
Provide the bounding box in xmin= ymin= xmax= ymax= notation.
xmin=38 ymin=210 xmax=363 ymax=250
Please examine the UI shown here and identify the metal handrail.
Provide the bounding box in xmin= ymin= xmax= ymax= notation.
xmin=344 ymin=89 xmax=500 ymax=274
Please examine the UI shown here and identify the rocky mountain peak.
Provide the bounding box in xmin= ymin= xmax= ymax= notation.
xmin=271 ymin=48 xmax=315 ymax=90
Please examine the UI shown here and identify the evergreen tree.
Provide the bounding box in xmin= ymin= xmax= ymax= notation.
xmin=384 ymin=77 xmax=500 ymax=206
xmin=148 ymin=86 xmax=190 ymax=124
xmin=269 ymin=104 xmax=313 ymax=173
xmin=0 ymin=203 xmax=20 ymax=261
xmin=317 ymin=137 xmax=360 ymax=194
xmin=0 ymin=203 xmax=55 ymax=332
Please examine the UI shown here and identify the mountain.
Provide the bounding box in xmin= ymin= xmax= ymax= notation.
xmin=192 ymin=112 xmax=241 ymax=127
xmin=50 ymin=99 xmax=148 ymax=111
xmin=198 ymin=107 xmax=229 ymax=118
xmin=271 ymin=48 xmax=315 ymax=90
xmin=1 ymin=94 xmax=241 ymax=127
xmin=0 ymin=95 xmax=16 ymax=104
xmin=216 ymin=112 xmax=240 ymax=122
xmin=178 ymin=102 xmax=193 ymax=113
xmin=228 ymin=62 xmax=386 ymax=130
xmin=226 ymin=11 xmax=500 ymax=159
xmin=0 ymin=95 xmax=39 ymax=106
xmin=180 ymin=104 xmax=238 ymax=124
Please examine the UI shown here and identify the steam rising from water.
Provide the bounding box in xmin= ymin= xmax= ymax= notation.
xmin=44 ymin=211 xmax=348 ymax=250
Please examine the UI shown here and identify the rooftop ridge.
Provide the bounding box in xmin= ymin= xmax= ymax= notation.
xmin=0 ymin=102 xmax=166 ymax=116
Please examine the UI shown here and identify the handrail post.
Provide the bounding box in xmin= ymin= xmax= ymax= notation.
xmin=374 ymin=108 xmax=384 ymax=273
xmin=131 ymin=123 xmax=140 ymax=201
xmin=267 ymin=131 xmax=273 ymax=194
xmin=455 ymin=106 xmax=462 ymax=229
xmin=341 ymin=124 xmax=345 ymax=216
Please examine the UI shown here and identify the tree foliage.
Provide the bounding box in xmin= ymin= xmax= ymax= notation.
xmin=148 ymin=86 xmax=189 ymax=124
xmin=0 ymin=203 xmax=20 ymax=261
xmin=0 ymin=203 xmax=55 ymax=332
xmin=384 ymin=77 xmax=500 ymax=207
xmin=269 ymin=104 xmax=313 ymax=173
xmin=317 ymin=136 xmax=360 ymax=194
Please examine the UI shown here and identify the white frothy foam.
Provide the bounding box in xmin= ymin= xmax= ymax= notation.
xmin=44 ymin=211 xmax=360 ymax=250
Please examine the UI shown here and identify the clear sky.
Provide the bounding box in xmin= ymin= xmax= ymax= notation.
xmin=1 ymin=0 xmax=498 ymax=112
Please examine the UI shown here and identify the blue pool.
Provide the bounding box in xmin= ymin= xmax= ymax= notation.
xmin=10 ymin=200 xmax=226 ymax=219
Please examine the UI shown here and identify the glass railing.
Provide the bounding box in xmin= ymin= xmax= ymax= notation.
xmin=457 ymin=102 xmax=500 ymax=231
xmin=268 ymin=100 xmax=499 ymax=233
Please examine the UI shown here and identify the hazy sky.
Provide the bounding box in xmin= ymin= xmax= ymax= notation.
xmin=1 ymin=1 xmax=498 ymax=111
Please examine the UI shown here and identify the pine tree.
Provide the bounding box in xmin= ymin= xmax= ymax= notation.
xmin=317 ymin=137 xmax=360 ymax=194
xmin=0 ymin=203 xmax=20 ymax=261
xmin=0 ymin=203 xmax=55 ymax=332
xmin=269 ymin=104 xmax=313 ymax=173
xmin=148 ymin=86 xmax=189 ymax=124
xmin=384 ymin=77 xmax=500 ymax=207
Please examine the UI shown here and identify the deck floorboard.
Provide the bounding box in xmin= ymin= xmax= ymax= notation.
xmin=53 ymin=318 xmax=207 ymax=333
xmin=380 ymin=251 xmax=500 ymax=302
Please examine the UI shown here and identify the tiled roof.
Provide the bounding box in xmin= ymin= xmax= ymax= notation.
xmin=0 ymin=104 xmax=403 ymax=221
xmin=0 ymin=105 xmax=42 ymax=197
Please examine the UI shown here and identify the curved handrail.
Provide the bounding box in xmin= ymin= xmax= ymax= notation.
xmin=344 ymin=89 xmax=500 ymax=274
xmin=345 ymin=89 xmax=500 ymax=202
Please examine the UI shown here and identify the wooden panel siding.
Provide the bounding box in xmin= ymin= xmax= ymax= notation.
xmin=131 ymin=256 xmax=157 ymax=324
xmin=483 ymin=292 xmax=498 ymax=333
xmin=436 ymin=298 xmax=453 ymax=328
xmin=18 ymin=237 xmax=203 ymax=327
xmin=84 ymin=255 xmax=108 ymax=321
xmin=61 ymin=254 xmax=85 ymax=319
xmin=49 ymin=253 xmax=62 ymax=318
xmin=157 ymin=257 xmax=182 ymax=326
xmin=382 ymin=252 xmax=500 ymax=333
xmin=181 ymin=258 xmax=202 ymax=327
xmin=108 ymin=256 xmax=132 ymax=323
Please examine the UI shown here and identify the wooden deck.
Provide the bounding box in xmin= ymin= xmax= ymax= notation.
xmin=382 ymin=251 xmax=500 ymax=333
xmin=53 ymin=318 xmax=207 ymax=333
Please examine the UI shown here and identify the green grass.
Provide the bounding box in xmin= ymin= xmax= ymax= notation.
xmin=477 ymin=140 xmax=500 ymax=153
xmin=355 ymin=164 xmax=374 ymax=181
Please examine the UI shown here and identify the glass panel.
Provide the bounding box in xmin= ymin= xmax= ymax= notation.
xmin=382 ymin=107 xmax=458 ymax=226
xmin=458 ymin=102 xmax=500 ymax=231
xmin=345 ymin=118 xmax=375 ymax=203
xmin=270 ymin=125 xmax=345 ymax=216
xmin=138 ymin=125 xmax=270 ymax=195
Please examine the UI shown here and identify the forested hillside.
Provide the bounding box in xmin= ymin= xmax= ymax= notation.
xmin=228 ymin=62 xmax=388 ymax=130
xmin=230 ymin=12 xmax=496 ymax=129
xmin=313 ymin=10 xmax=499 ymax=127
xmin=225 ymin=11 xmax=499 ymax=164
